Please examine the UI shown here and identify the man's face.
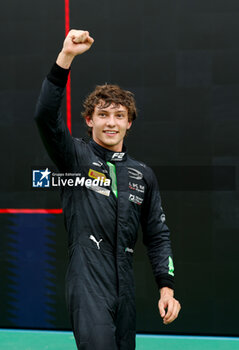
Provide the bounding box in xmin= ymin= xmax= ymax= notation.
xmin=85 ymin=102 xmax=132 ymax=152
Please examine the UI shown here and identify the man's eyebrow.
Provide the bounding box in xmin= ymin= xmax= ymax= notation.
xmin=96 ymin=108 xmax=127 ymax=113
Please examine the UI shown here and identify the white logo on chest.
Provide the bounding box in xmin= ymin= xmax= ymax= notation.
xmin=89 ymin=235 xmax=103 ymax=250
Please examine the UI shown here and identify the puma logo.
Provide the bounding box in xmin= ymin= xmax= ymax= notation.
xmin=89 ymin=235 xmax=103 ymax=250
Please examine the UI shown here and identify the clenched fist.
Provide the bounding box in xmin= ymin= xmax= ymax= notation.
xmin=56 ymin=29 xmax=94 ymax=69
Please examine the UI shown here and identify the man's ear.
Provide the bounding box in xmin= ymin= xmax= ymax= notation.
xmin=85 ymin=116 xmax=93 ymax=127
xmin=127 ymin=120 xmax=133 ymax=130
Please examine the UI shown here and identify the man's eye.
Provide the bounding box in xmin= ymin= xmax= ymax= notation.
xmin=117 ymin=114 xmax=123 ymax=118
xmin=99 ymin=113 xmax=106 ymax=117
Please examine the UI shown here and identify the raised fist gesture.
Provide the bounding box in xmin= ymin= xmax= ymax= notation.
xmin=63 ymin=30 xmax=94 ymax=56
xmin=56 ymin=29 xmax=94 ymax=68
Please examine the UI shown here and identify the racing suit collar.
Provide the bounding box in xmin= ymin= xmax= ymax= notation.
xmin=89 ymin=138 xmax=127 ymax=162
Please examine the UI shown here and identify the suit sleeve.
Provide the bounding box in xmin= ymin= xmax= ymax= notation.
xmin=34 ymin=63 xmax=76 ymax=172
xmin=141 ymin=167 xmax=175 ymax=290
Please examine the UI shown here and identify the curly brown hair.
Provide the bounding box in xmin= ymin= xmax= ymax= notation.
xmin=81 ymin=84 xmax=137 ymax=136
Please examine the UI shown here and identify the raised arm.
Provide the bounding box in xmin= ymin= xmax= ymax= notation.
xmin=34 ymin=30 xmax=94 ymax=171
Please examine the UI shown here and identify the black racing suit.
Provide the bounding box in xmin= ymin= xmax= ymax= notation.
xmin=34 ymin=63 xmax=175 ymax=350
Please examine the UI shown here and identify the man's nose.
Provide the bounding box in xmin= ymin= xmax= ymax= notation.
xmin=106 ymin=115 xmax=116 ymax=126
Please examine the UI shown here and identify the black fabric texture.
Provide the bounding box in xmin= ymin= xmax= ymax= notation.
xmin=156 ymin=274 xmax=175 ymax=290
xmin=47 ymin=62 xmax=70 ymax=87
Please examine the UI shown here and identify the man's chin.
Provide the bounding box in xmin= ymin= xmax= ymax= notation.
xmin=99 ymin=137 xmax=123 ymax=150
xmin=102 ymin=136 xmax=121 ymax=146
xmin=93 ymin=134 xmax=124 ymax=150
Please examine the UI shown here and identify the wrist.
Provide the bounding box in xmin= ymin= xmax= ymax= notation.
xmin=56 ymin=51 xmax=75 ymax=69
xmin=160 ymin=287 xmax=174 ymax=298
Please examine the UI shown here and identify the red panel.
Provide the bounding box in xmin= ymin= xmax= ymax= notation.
xmin=0 ymin=209 xmax=63 ymax=214
xmin=65 ymin=0 xmax=72 ymax=134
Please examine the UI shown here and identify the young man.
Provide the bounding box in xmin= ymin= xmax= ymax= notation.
xmin=35 ymin=30 xmax=181 ymax=350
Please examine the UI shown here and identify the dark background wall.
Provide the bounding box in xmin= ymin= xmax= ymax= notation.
xmin=1 ymin=0 xmax=239 ymax=336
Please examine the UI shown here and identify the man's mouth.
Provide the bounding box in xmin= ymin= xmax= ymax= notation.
xmin=103 ymin=130 xmax=118 ymax=135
